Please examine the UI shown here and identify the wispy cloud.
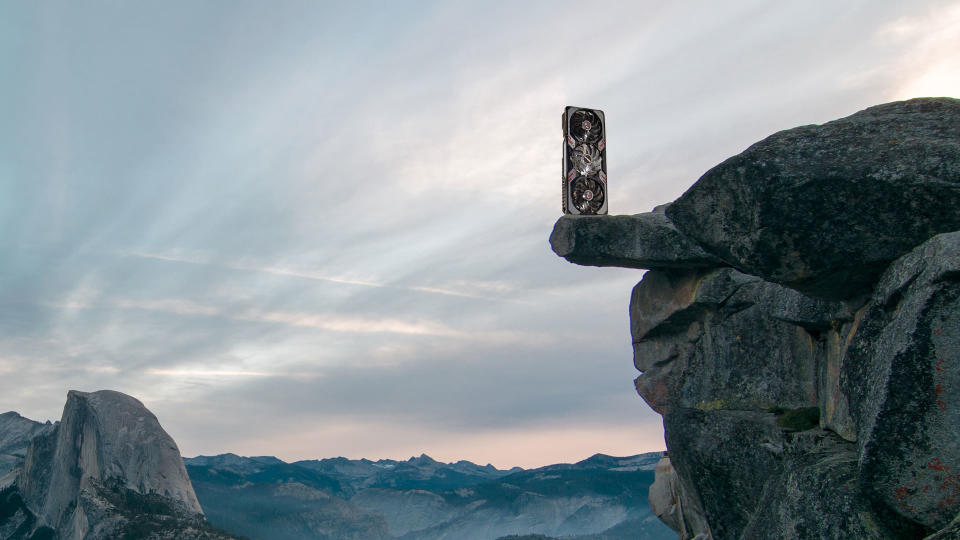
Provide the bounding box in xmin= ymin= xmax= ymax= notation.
xmin=146 ymin=368 xmax=310 ymax=378
xmin=871 ymin=1 xmax=960 ymax=99
xmin=113 ymin=298 xmax=222 ymax=317
xmin=235 ymin=309 xmax=466 ymax=337
xmin=48 ymin=295 xmax=467 ymax=337
xmin=125 ymin=250 xmax=523 ymax=302
xmin=127 ymin=250 xmax=385 ymax=288
xmin=43 ymin=294 xmax=552 ymax=345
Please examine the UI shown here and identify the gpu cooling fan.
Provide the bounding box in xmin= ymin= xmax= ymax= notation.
xmin=569 ymin=109 xmax=603 ymax=144
xmin=569 ymin=175 xmax=605 ymax=214
xmin=562 ymin=106 xmax=607 ymax=215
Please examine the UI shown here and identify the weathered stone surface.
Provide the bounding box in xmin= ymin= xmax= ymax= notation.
xmin=927 ymin=513 xmax=960 ymax=539
xmin=550 ymin=98 xmax=960 ymax=539
xmin=742 ymin=432 xmax=908 ymax=539
xmin=13 ymin=390 xmax=223 ymax=539
xmin=666 ymin=408 xmax=907 ymax=539
xmin=649 ymin=456 xmax=711 ymax=539
xmin=627 ymin=233 xmax=960 ymax=537
xmin=843 ymin=232 xmax=960 ymax=531
xmin=754 ymin=283 xmax=854 ymax=330
xmin=549 ymin=210 xmax=722 ymax=270
xmin=0 ymin=413 xmax=54 ymax=477
xmin=632 ymin=268 xmax=818 ymax=414
xmin=663 ymin=408 xmax=784 ymax=539
xmin=0 ymin=485 xmax=44 ymax=539
xmin=666 ymin=97 xmax=960 ymax=299
xmin=818 ymin=317 xmax=862 ymax=442
xmin=648 ymin=457 xmax=680 ymax=532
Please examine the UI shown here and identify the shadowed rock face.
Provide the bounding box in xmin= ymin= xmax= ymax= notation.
xmin=550 ymin=98 xmax=960 ymax=539
xmin=843 ymin=233 xmax=960 ymax=530
xmin=0 ymin=413 xmax=54 ymax=478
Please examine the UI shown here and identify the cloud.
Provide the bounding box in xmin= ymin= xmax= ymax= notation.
xmin=126 ymin=250 xmax=529 ymax=303
xmin=875 ymin=1 xmax=960 ymax=99
xmin=150 ymin=334 xmax=660 ymax=468
xmin=41 ymin=280 xmax=562 ymax=368
xmin=146 ymin=368 xmax=307 ymax=378
xmin=46 ymin=295 xmax=471 ymax=338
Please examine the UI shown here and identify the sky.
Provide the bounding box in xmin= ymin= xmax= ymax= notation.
xmin=1 ymin=1 xmax=958 ymax=469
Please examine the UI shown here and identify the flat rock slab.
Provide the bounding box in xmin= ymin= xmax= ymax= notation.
xmin=666 ymin=97 xmax=960 ymax=300
xmin=550 ymin=211 xmax=722 ymax=270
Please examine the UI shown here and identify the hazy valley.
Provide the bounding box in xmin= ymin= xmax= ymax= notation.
xmin=184 ymin=451 xmax=675 ymax=540
xmin=0 ymin=389 xmax=672 ymax=540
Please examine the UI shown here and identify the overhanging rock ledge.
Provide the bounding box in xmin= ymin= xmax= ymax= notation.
xmin=550 ymin=97 xmax=960 ymax=540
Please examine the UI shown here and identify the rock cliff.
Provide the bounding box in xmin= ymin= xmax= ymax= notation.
xmin=0 ymin=413 xmax=54 ymax=479
xmin=1 ymin=390 xmax=234 ymax=540
xmin=551 ymin=98 xmax=960 ymax=539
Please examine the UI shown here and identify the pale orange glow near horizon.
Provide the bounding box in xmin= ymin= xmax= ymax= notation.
xmin=878 ymin=2 xmax=960 ymax=101
xmin=177 ymin=420 xmax=667 ymax=470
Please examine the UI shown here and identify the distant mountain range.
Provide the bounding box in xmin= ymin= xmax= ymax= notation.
xmin=184 ymin=452 xmax=676 ymax=540
xmin=1 ymin=392 xmax=674 ymax=540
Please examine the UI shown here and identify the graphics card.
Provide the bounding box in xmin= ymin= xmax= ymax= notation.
xmin=562 ymin=106 xmax=607 ymax=215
